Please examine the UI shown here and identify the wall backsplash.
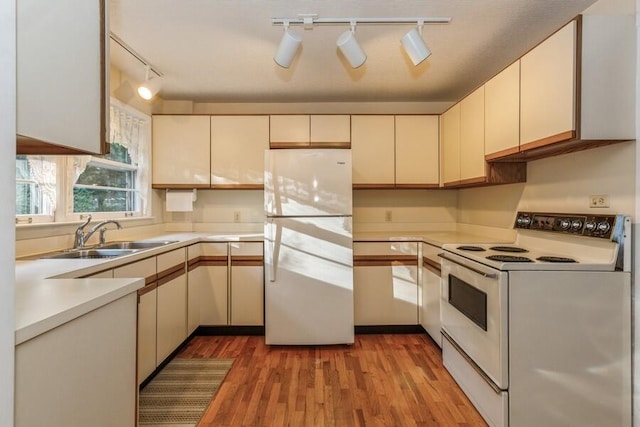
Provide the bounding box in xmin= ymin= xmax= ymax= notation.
xmin=457 ymin=142 xmax=636 ymax=228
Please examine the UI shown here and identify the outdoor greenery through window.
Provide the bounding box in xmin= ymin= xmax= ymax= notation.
xmin=15 ymin=100 xmax=151 ymax=224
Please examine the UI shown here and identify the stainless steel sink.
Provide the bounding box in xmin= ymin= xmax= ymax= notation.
xmin=40 ymin=248 xmax=138 ymax=259
xmin=99 ymin=240 xmax=178 ymax=250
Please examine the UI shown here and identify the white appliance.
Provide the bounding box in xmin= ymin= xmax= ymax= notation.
xmin=264 ymin=149 xmax=354 ymax=345
xmin=439 ymin=212 xmax=632 ymax=427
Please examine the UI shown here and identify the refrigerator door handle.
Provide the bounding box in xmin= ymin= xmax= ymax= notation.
xmin=267 ymin=218 xmax=280 ymax=282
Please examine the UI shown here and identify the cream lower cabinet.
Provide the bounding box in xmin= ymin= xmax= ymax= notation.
xmin=353 ymin=242 xmax=419 ymax=325
xmin=421 ymin=243 xmax=442 ymax=347
xmin=113 ymin=257 xmax=157 ymax=385
xmin=188 ymin=243 xmax=229 ymax=326
xmin=15 ymin=293 xmax=137 ymax=427
xmin=156 ymin=248 xmax=187 ymax=365
xmin=230 ymin=242 xmax=264 ymax=326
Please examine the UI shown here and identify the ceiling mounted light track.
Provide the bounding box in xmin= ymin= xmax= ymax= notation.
xmin=110 ymin=32 xmax=163 ymax=100
xmin=271 ymin=16 xmax=450 ymax=69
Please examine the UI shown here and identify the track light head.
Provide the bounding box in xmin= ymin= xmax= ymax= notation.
xmin=274 ymin=23 xmax=302 ymax=68
xmin=401 ymin=25 xmax=431 ymax=66
xmin=337 ymin=23 xmax=366 ymax=68
xmin=137 ymin=66 xmax=162 ymax=100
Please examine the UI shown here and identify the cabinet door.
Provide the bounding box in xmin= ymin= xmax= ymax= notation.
xmin=211 ymin=116 xmax=269 ymax=187
xmin=156 ymin=273 xmax=187 ymax=364
xmin=197 ymin=243 xmax=229 ymax=325
xmin=395 ymin=116 xmax=439 ymax=187
xmin=485 ymin=61 xmax=520 ymax=159
xmin=353 ymin=242 xmax=418 ymax=325
xmin=186 ymin=244 xmax=201 ymax=335
xmin=152 ymin=115 xmax=211 ymax=187
xmin=270 ymin=115 xmax=310 ymax=147
xmin=230 ymin=242 xmax=264 ymax=326
xmin=441 ymin=104 xmax=461 ymax=186
xmin=351 ymin=115 xmax=395 ymax=187
xmin=17 ymin=0 xmax=108 ymax=154
xmin=421 ymin=244 xmax=442 ymax=347
xmin=310 ymin=115 xmax=351 ymax=146
xmin=520 ymin=20 xmax=576 ymax=148
xmin=137 ymin=287 xmax=157 ymax=384
xmin=459 ymin=86 xmax=486 ymax=183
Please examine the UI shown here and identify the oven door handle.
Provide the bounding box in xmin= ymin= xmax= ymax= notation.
xmin=438 ymin=253 xmax=499 ymax=279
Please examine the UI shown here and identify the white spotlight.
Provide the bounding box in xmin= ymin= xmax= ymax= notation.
xmin=274 ymin=23 xmax=302 ymax=68
xmin=337 ymin=23 xmax=366 ymax=68
xmin=401 ymin=24 xmax=431 ymax=66
xmin=137 ymin=66 xmax=162 ymax=100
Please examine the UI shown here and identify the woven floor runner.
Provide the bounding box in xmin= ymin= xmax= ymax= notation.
xmin=138 ymin=358 xmax=234 ymax=426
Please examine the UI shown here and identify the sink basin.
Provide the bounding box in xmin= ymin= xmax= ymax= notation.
xmin=99 ymin=240 xmax=178 ymax=250
xmin=41 ymin=249 xmax=137 ymax=259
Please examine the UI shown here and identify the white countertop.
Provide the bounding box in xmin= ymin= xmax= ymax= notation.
xmin=15 ymin=229 xmax=499 ymax=345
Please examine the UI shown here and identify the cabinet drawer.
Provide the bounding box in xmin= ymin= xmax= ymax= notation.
xmin=230 ymin=242 xmax=263 ymax=257
xmin=113 ymin=257 xmax=156 ymax=284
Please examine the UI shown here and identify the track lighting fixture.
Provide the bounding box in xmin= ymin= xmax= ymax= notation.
xmin=109 ymin=32 xmax=163 ymax=100
xmin=401 ymin=22 xmax=431 ymax=66
xmin=272 ymin=15 xmax=450 ymax=69
xmin=274 ymin=22 xmax=302 ymax=68
xmin=337 ymin=22 xmax=366 ymax=68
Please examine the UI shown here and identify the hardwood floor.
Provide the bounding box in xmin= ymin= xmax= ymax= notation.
xmin=177 ymin=334 xmax=487 ymax=426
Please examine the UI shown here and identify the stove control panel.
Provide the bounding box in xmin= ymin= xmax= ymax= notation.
xmin=514 ymin=212 xmax=617 ymax=239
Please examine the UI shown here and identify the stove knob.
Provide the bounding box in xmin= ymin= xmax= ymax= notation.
xmin=597 ymin=221 xmax=611 ymax=234
xmin=516 ymin=216 xmax=531 ymax=227
xmin=585 ymin=221 xmax=597 ymax=232
xmin=571 ymin=219 xmax=583 ymax=231
xmin=559 ymin=219 xmax=571 ymax=230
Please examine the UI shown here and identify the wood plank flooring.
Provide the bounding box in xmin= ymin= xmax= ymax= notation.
xmin=177 ymin=334 xmax=487 ymax=426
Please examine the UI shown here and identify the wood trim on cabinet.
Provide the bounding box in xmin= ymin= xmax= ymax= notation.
xmin=269 ymin=141 xmax=310 ymax=149
xmin=353 ymin=184 xmax=397 ymax=190
xmin=211 ymin=184 xmax=264 ymax=190
xmin=17 ymin=135 xmax=97 ymax=155
xmin=137 ymin=282 xmax=157 ymax=296
xmin=457 ymin=176 xmax=487 ymax=187
xmin=231 ymin=255 xmax=264 ymax=267
xmin=422 ymin=257 xmax=441 ymax=275
xmin=157 ymin=265 xmax=186 ymax=287
xmin=519 ymin=130 xmax=576 ymax=152
xmin=354 ymin=255 xmax=418 ymax=267
xmin=394 ymin=184 xmax=440 ymax=189
xmin=309 ymin=141 xmax=351 ymax=149
xmin=442 ymin=181 xmax=461 ymax=188
xmin=152 ymin=183 xmax=211 ymax=189
xmin=485 ymin=146 xmax=520 ymax=161
xmin=157 ymin=264 xmax=186 ymax=282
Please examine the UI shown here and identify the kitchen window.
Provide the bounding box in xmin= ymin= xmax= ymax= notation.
xmin=15 ymin=100 xmax=151 ymax=224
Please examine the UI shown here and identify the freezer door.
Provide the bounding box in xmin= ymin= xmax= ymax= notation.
xmin=265 ymin=216 xmax=354 ymax=345
xmin=265 ymin=149 xmax=352 ymax=217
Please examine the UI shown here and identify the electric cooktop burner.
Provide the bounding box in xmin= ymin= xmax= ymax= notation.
xmin=536 ymin=256 xmax=577 ymax=263
xmin=457 ymin=245 xmax=486 ymax=252
xmin=487 ymin=255 xmax=533 ymax=262
xmin=490 ymin=246 xmax=529 ymax=253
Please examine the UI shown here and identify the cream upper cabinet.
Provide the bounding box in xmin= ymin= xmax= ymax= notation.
xmin=211 ymin=116 xmax=269 ymax=188
xmin=310 ymin=115 xmax=351 ymax=146
xmin=459 ymin=86 xmax=486 ymax=183
xmin=152 ymin=115 xmax=211 ymax=188
xmin=520 ymin=20 xmax=576 ymax=148
xmin=17 ymin=0 xmax=108 ymax=155
xmin=485 ymin=61 xmax=520 ymax=159
xmin=441 ymin=104 xmax=461 ymax=186
xmin=352 ymin=115 xmax=395 ymax=187
xmin=395 ymin=116 xmax=439 ymax=188
xmin=270 ymin=115 xmax=309 ymax=146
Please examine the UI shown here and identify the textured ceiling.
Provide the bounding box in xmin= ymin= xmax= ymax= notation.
xmin=109 ymin=0 xmax=601 ymax=104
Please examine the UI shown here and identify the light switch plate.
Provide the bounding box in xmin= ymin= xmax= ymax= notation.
xmin=589 ymin=195 xmax=609 ymax=208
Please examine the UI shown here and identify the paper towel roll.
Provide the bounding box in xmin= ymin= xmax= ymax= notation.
xmin=166 ymin=190 xmax=195 ymax=212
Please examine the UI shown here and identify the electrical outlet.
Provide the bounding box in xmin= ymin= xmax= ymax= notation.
xmin=233 ymin=211 xmax=241 ymax=222
xmin=384 ymin=210 xmax=392 ymax=222
xmin=589 ymin=195 xmax=609 ymax=208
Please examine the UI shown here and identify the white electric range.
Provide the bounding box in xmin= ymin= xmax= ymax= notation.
xmin=439 ymin=212 xmax=631 ymax=427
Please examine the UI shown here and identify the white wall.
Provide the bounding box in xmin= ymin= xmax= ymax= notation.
xmin=458 ymin=142 xmax=636 ymax=227
xmin=0 ymin=0 xmax=16 ymax=424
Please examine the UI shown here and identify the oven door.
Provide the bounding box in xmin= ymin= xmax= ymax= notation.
xmin=440 ymin=251 xmax=509 ymax=389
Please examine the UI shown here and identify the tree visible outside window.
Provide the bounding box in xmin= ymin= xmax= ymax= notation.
xmin=15 ymin=100 xmax=151 ymax=224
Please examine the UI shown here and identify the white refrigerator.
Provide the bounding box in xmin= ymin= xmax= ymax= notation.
xmin=264 ymin=148 xmax=354 ymax=345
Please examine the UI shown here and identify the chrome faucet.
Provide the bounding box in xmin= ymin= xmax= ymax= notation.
xmin=73 ymin=215 xmax=122 ymax=249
